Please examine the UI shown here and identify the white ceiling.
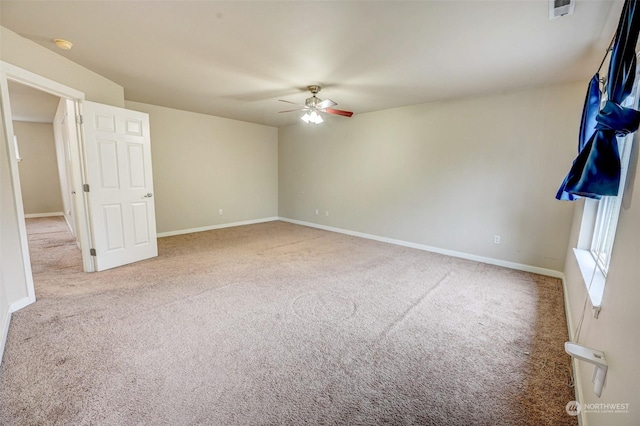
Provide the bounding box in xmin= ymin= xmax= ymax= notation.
xmin=0 ymin=0 xmax=623 ymax=127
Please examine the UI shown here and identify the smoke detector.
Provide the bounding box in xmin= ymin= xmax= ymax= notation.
xmin=53 ymin=39 xmax=73 ymax=50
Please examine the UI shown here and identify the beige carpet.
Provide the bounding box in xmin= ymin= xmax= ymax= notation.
xmin=0 ymin=217 xmax=577 ymax=425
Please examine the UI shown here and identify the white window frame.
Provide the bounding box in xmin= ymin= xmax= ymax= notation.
xmin=589 ymin=153 xmax=629 ymax=276
xmin=573 ymin=51 xmax=640 ymax=314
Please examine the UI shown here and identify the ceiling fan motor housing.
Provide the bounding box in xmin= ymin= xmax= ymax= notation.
xmin=306 ymin=85 xmax=322 ymax=109
xmin=305 ymin=96 xmax=320 ymax=108
xmin=307 ymin=85 xmax=321 ymax=95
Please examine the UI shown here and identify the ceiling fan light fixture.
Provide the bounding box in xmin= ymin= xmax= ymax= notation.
xmin=301 ymin=111 xmax=323 ymax=124
xmin=280 ymin=85 xmax=351 ymax=122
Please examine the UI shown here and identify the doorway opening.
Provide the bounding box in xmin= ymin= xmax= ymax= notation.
xmin=2 ymin=61 xmax=159 ymax=310
xmin=1 ymin=61 xmax=94 ymax=311
xmin=7 ymin=81 xmax=85 ymax=285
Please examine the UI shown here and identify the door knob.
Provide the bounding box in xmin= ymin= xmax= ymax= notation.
xmin=143 ymin=192 xmax=153 ymax=198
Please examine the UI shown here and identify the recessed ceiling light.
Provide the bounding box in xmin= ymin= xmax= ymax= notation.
xmin=53 ymin=38 xmax=73 ymax=50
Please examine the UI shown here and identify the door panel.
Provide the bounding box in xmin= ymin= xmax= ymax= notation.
xmin=132 ymin=202 xmax=150 ymax=245
xmin=103 ymin=204 xmax=124 ymax=251
xmin=83 ymin=101 xmax=157 ymax=271
xmin=98 ymin=140 xmax=119 ymax=188
xmin=127 ymin=143 xmax=145 ymax=188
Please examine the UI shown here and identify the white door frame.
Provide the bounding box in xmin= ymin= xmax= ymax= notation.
xmin=0 ymin=62 xmax=95 ymax=292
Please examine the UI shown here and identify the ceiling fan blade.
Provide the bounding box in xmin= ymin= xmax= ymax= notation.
xmin=278 ymin=108 xmax=306 ymax=113
xmin=279 ymin=99 xmax=303 ymax=106
xmin=316 ymin=99 xmax=337 ymax=110
xmin=324 ymin=108 xmax=354 ymax=117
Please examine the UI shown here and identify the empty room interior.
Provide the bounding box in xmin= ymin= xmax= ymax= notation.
xmin=1 ymin=1 xmax=639 ymax=425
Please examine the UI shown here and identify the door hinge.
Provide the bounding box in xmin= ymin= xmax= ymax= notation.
xmin=90 ymin=248 xmax=96 ymax=256
xmin=83 ymin=184 xmax=90 ymax=193
xmin=77 ymin=114 xmax=84 ymax=125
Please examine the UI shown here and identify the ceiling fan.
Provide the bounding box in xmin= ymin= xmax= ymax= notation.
xmin=278 ymin=85 xmax=353 ymax=124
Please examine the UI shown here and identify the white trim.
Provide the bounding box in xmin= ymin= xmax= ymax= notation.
xmin=572 ymin=359 xmax=587 ymax=426
xmin=561 ymin=275 xmax=587 ymax=426
xmin=1 ymin=62 xmax=93 ymax=277
xmin=1 ymin=297 xmax=35 ymax=365
xmin=9 ymin=296 xmax=35 ymax=313
xmin=0 ymin=306 xmax=10 ymax=364
xmin=158 ymin=216 xmax=564 ymax=278
xmin=1 ymin=61 xmax=84 ymax=101
xmin=1 ymin=64 xmax=36 ymax=306
xmin=561 ymin=277 xmax=575 ymax=342
xmin=70 ymin=100 xmax=94 ymax=272
xmin=278 ymin=217 xmax=564 ymax=278
xmin=24 ymin=212 xmax=64 ymax=218
xmin=157 ymin=217 xmax=280 ymax=238
xmin=63 ymin=215 xmax=75 ymax=237
xmin=573 ymin=248 xmax=605 ymax=308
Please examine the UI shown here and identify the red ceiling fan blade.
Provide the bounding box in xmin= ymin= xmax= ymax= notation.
xmin=324 ymin=108 xmax=353 ymax=117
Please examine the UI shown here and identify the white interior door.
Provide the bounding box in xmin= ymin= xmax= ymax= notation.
xmin=53 ymin=99 xmax=77 ymax=239
xmin=82 ymin=101 xmax=157 ymax=271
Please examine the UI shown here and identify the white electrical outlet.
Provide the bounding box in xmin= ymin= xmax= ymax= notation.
xmin=315 ymin=209 xmax=319 ymax=215
xmin=325 ymin=211 xmax=329 ymax=217
xmin=494 ymin=235 xmax=501 ymax=244
xmin=218 ymin=209 xmax=223 ymax=215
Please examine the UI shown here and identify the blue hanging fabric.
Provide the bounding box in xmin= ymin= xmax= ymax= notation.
xmin=556 ymin=74 xmax=601 ymax=200
xmin=557 ymin=0 xmax=640 ymax=200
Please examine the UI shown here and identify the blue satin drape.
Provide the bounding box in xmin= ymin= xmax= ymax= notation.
xmin=556 ymin=75 xmax=601 ymax=200
xmin=556 ymin=0 xmax=640 ymax=200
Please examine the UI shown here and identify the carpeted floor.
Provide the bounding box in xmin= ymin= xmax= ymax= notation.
xmin=0 ymin=217 xmax=577 ymax=425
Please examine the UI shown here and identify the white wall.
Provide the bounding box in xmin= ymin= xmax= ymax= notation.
xmin=125 ymin=101 xmax=278 ymax=235
xmin=279 ymin=83 xmax=581 ymax=272
xmin=563 ymin=152 xmax=640 ymax=422
xmin=14 ymin=121 xmax=64 ymax=215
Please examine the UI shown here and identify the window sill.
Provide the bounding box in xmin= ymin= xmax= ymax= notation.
xmin=573 ymin=248 xmax=605 ymax=309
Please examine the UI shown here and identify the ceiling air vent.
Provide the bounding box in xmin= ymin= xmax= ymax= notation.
xmin=549 ymin=0 xmax=575 ymax=20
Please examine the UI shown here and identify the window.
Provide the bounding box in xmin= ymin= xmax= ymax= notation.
xmin=574 ymin=55 xmax=639 ymax=313
xmin=589 ymin=124 xmax=633 ymax=276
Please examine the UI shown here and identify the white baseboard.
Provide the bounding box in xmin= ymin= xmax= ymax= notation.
xmin=571 ymin=360 xmax=586 ymax=425
xmin=0 ymin=305 xmax=10 ymax=364
xmin=157 ymin=215 xmax=563 ymax=278
xmin=561 ymin=277 xmax=575 ymax=341
xmin=278 ymin=217 xmax=564 ymax=279
xmin=24 ymin=212 xmax=64 ymax=218
xmin=157 ymin=217 xmax=279 ymax=238
xmin=0 ymin=297 xmax=34 ymax=365
xmin=10 ymin=296 xmax=35 ymax=313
